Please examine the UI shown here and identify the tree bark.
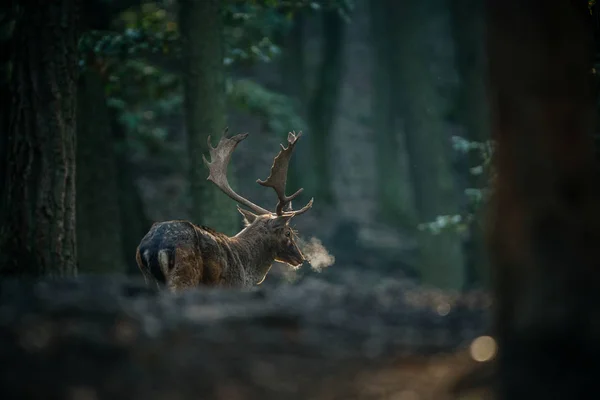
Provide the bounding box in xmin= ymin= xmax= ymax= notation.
xmin=485 ymin=0 xmax=600 ymax=398
xmin=307 ymin=10 xmax=346 ymax=205
xmin=394 ymin=0 xmax=467 ymax=290
xmin=179 ymin=0 xmax=239 ymax=235
xmin=0 ymin=0 xmax=80 ymax=277
xmin=76 ymin=69 xmax=126 ymax=274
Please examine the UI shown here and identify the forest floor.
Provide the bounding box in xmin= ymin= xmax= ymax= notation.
xmin=0 ymin=266 xmax=491 ymax=399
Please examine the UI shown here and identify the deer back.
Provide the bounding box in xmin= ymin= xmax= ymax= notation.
xmin=136 ymin=220 xmax=249 ymax=290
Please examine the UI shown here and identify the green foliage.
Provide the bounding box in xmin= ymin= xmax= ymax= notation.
xmin=105 ymin=59 xmax=182 ymax=164
xmin=79 ymin=0 xmax=354 ymax=67
xmin=225 ymin=0 xmax=354 ymax=17
xmin=77 ymin=0 xmax=349 ymax=176
xmin=221 ymin=0 xmax=354 ymax=63
xmin=78 ymin=3 xmax=178 ymax=64
xmin=227 ymin=78 xmax=306 ymax=134
xmin=222 ymin=3 xmax=286 ymax=65
xmin=418 ymin=136 xmax=495 ymax=236
xmin=105 ymin=64 xmax=306 ymax=167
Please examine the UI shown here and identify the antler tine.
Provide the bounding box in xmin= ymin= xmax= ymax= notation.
xmin=207 ymin=127 xmax=228 ymax=150
xmin=283 ymin=197 xmax=313 ymax=217
xmin=202 ymin=129 xmax=271 ymax=215
xmin=256 ymin=131 xmax=312 ymax=216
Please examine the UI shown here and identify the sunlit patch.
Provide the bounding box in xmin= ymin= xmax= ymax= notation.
xmin=436 ymin=301 xmax=451 ymax=316
xmin=112 ymin=318 xmax=138 ymax=345
xmin=19 ymin=318 xmax=53 ymax=352
xmin=67 ymin=386 xmax=97 ymax=400
xmin=469 ymin=335 xmax=497 ymax=362
xmin=390 ymin=389 xmax=420 ymax=400
xmin=429 ymin=364 xmax=449 ymax=379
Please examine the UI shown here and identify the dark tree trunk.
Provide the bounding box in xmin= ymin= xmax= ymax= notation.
xmin=393 ymin=0 xmax=467 ymax=290
xmin=111 ymin=112 xmax=152 ymax=275
xmin=0 ymin=0 xmax=80 ymax=277
xmin=307 ymin=10 xmax=346 ymax=205
xmin=75 ymin=0 xmax=145 ymax=275
xmin=485 ymin=0 xmax=600 ymax=398
xmin=281 ymin=12 xmax=307 ymax=107
xmin=0 ymin=2 xmax=18 ymax=88
xmin=280 ymin=12 xmax=306 ymax=193
xmin=179 ymin=0 xmax=239 ymax=235
xmin=76 ymin=69 xmax=126 ymax=274
xmin=368 ymin=0 xmax=418 ymax=228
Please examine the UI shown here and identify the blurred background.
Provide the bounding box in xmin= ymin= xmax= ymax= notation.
xmin=7 ymin=1 xmax=600 ymax=398
xmin=78 ymin=0 xmax=492 ymax=292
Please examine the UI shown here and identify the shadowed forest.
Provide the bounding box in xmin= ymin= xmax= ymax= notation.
xmin=1 ymin=0 xmax=600 ymax=399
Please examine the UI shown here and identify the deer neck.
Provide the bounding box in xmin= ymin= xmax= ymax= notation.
xmin=230 ymin=226 xmax=276 ymax=285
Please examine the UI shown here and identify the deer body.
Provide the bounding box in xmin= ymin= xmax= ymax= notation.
xmin=136 ymin=130 xmax=313 ymax=292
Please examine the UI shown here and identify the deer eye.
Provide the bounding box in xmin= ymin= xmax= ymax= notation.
xmin=285 ymin=231 xmax=291 ymax=237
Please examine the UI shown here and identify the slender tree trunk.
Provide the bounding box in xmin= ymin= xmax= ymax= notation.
xmin=111 ymin=111 xmax=152 ymax=275
xmin=486 ymin=0 xmax=600 ymax=398
xmin=450 ymin=0 xmax=491 ymax=286
xmin=394 ymin=0 xmax=466 ymax=290
xmin=281 ymin=12 xmax=307 ymax=108
xmin=179 ymin=0 xmax=239 ymax=234
xmin=0 ymin=2 xmax=17 ymax=89
xmin=307 ymin=10 xmax=346 ymax=205
xmin=368 ymin=0 xmax=418 ymax=228
xmin=76 ymin=68 xmax=126 ymax=274
xmin=0 ymin=2 xmax=18 ymax=203
xmin=0 ymin=0 xmax=80 ymax=277
xmin=280 ymin=12 xmax=307 ymax=195
xmin=77 ymin=0 xmax=144 ymax=275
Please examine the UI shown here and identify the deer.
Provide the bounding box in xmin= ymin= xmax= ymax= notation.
xmin=135 ymin=129 xmax=314 ymax=292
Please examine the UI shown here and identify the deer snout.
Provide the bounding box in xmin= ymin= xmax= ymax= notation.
xmin=275 ymin=241 xmax=305 ymax=268
xmin=291 ymin=246 xmax=306 ymax=266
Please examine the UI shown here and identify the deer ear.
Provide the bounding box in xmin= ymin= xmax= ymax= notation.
xmin=271 ymin=215 xmax=293 ymax=228
xmin=237 ymin=206 xmax=258 ymax=226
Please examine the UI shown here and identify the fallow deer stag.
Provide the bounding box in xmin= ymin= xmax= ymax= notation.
xmin=135 ymin=129 xmax=313 ymax=292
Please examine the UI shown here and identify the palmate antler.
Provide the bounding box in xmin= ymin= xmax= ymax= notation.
xmin=257 ymin=131 xmax=313 ymax=216
xmin=203 ymin=128 xmax=313 ymax=217
xmin=203 ymin=128 xmax=271 ymax=215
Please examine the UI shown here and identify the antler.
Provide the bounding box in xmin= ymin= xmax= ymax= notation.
xmin=257 ymin=131 xmax=314 ymax=216
xmin=203 ymin=128 xmax=271 ymax=215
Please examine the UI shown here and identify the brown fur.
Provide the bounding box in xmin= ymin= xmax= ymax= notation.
xmin=135 ymin=211 xmax=305 ymax=292
xmin=137 ymin=130 xmax=313 ymax=292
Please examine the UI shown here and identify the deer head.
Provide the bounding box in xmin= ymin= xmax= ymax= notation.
xmin=202 ymin=128 xmax=313 ymax=268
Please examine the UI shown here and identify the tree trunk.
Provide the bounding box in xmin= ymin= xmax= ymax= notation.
xmin=111 ymin=111 xmax=152 ymax=275
xmin=307 ymin=10 xmax=346 ymax=205
xmin=0 ymin=2 xmax=17 ymax=89
xmin=394 ymin=0 xmax=467 ymax=290
xmin=0 ymin=0 xmax=79 ymax=277
xmin=368 ymin=0 xmax=418 ymax=228
xmin=449 ymin=0 xmax=491 ymax=287
xmin=485 ymin=0 xmax=600 ymax=398
xmin=281 ymin=12 xmax=307 ymax=108
xmin=179 ymin=0 xmax=239 ymax=235
xmin=76 ymin=68 xmax=126 ymax=274
xmin=280 ymin=12 xmax=306 ymax=194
